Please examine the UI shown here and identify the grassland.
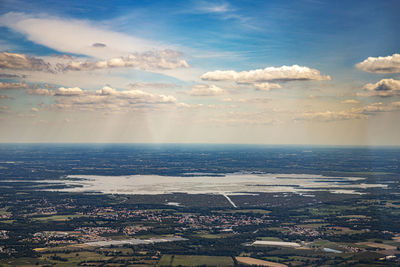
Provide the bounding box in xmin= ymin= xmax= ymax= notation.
xmin=32 ymin=214 xmax=89 ymax=221
xmin=158 ymin=255 xmax=234 ymax=267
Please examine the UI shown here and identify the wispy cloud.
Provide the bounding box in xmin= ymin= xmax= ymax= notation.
xmin=196 ymin=2 xmax=232 ymax=14
xmin=297 ymin=101 xmax=400 ymax=122
xmin=0 ymin=81 xmax=31 ymax=90
xmin=188 ymin=84 xmax=225 ymax=96
xmin=182 ymin=1 xmax=251 ymax=25
xmin=0 ymin=12 xmax=171 ymax=59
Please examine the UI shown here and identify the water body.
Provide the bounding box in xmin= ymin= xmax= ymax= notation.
xmin=85 ymin=236 xmax=187 ymax=247
xmin=252 ymin=240 xmax=301 ymax=247
xmin=39 ymin=172 xmax=386 ymax=196
xmin=323 ymin=248 xmax=342 ymax=253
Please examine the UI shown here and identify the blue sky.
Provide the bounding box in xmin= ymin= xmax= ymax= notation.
xmin=0 ymin=0 xmax=399 ymax=144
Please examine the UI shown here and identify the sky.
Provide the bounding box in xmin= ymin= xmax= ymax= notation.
xmin=0 ymin=0 xmax=399 ymax=145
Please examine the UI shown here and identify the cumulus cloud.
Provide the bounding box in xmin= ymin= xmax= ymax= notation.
xmin=341 ymin=99 xmax=360 ymax=104
xmin=27 ymin=88 xmax=54 ymax=96
xmin=356 ymin=53 xmax=400 ymax=73
xmin=0 ymin=52 xmax=51 ymax=72
xmin=29 ymin=86 xmax=179 ymax=112
xmin=96 ymin=86 xmax=177 ymax=103
xmin=128 ymin=82 xmax=177 ymax=89
xmin=363 ymin=78 xmax=400 ymax=97
xmin=29 ymin=85 xmax=177 ymax=104
xmin=55 ymin=87 xmax=83 ymax=96
xmin=201 ymin=65 xmax=331 ymax=83
xmin=28 ymin=87 xmax=84 ymax=96
xmin=297 ymin=101 xmax=400 ymax=122
xmin=360 ymin=101 xmax=400 ymax=114
xmin=0 ymin=50 xmax=189 ymax=73
xmin=0 ymin=81 xmax=30 ymax=90
xmin=188 ymin=84 xmax=225 ymax=96
xmin=57 ymin=50 xmax=189 ymax=72
xmin=253 ymin=82 xmax=282 ymax=91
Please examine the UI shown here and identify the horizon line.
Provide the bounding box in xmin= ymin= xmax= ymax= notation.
xmin=0 ymin=142 xmax=399 ymax=148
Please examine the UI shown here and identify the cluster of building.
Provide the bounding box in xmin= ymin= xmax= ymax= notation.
xmin=0 ymin=230 xmax=8 ymax=239
xmin=0 ymin=246 xmax=15 ymax=255
xmin=284 ymin=226 xmax=320 ymax=237
xmin=75 ymin=227 xmax=119 ymax=242
xmin=176 ymin=213 xmax=270 ymax=230
xmin=123 ymin=225 xmax=152 ymax=236
xmin=32 ymin=231 xmax=78 ymax=245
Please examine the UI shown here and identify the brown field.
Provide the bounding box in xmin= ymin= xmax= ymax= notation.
xmin=236 ymin=257 xmax=287 ymax=267
xmin=392 ymin=236 xmax=400 ymax=242
xmin=356 ymin=242 xmax=397 ymax=250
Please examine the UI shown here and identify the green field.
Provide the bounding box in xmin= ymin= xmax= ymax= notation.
xmin=197 ymin=233 xmax=234 ymax=239
xmin=40 ymin=251 xmax=111 ymax=266
xmin=33 ymin=214 xmax=89 ymax=221
xmin=158 ymin=255 xmax=234 ymax=267
xmin=258 ymin=236 xmax=283 ymax=241
xmin=214 ymin=209 xmax=271 ymax=214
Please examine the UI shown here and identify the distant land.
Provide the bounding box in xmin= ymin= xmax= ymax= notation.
xmin=0 ymin=144 xmax=399 ymax=266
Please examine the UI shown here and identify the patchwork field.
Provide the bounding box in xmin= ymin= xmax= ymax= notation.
xmin=158 ymin=255 xmax=234 ymax=266
xmin=236 ymin=257 xmax=287 ymax=267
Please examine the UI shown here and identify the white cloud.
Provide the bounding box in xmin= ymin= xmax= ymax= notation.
xmin=253 ymin=82 xmax=282 ymax=91
xmin=0 ymin=52 xmax=50 ymax=71
xmin=299 ymin=111 xmax=366 ymax=122
xmin=200 ymin=65 xmax=330 ymax=92
xmin=201 ymin=65 xmax=331 ymax=83
xmin=28 ymin=86 xmax=179 ymax=112
xmin=297 ymin=101 xmax=400 ymax=122
xmin=363 ymin=78 xmax=400 ymax=97
xmin=57 ymin=50 xmax=189 ymax=71
xmin=188 ymin=84 xmax=225 ymax=96
xmin=0 ymin=81 xmax=30 ymax=90
xmin=238 ymin=98 xmax=271 ymax=104
xmin=356 ymin=53 xmax=400 ymax=74
xmin=96 ymin=86 xmax=177 ymax=103
xmin=210 ymin=111 xmax=278 ymax=126
xmin=27 ymin=89 xmax=53 ymax=96
xmin=55 ymin=87 xmax=83 ymax=96
xmin=360 ymin=101 xmax=400 ymax=114
xmin=28 ymin=87 xmax=84 ymax=96
xmin=0 ymin=12 xmax=162 ymax=59
xmin=341 ymin=99 xmax=360 ymax=104
xmin=128 ymin=82 xmax=178 ymax=89
xmin=196 ymin=2 xmax=232 ymax=13
xmin=0 ymin=51 xmax=189 ymax=74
